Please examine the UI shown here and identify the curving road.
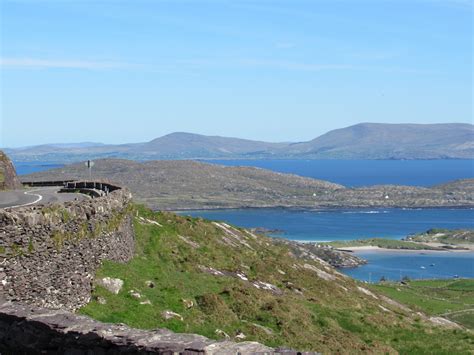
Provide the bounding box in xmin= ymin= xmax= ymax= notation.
xmin=0 ymin=187 xmax=87 ymax=209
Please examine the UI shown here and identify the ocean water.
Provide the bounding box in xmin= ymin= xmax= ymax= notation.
xmin=344 ymin=251 xmax=474 ymax=282
xmin=181 ymin=208 xmax=474 ymax=242
xmin=201 ymin=159 xmax=474 ymax=187
xmin=181 ymin=208 xmax=474 ymax=281
xmin=16 ymin=159 xmax=474 ymax=186
xmin=14 ymin=162 xmax=64 ymax=175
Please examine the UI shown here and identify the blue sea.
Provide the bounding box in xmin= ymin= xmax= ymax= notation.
xmin=15 ymin=162 xmax=64 ymax=175
xmin=181 ymin=208 xmax=474 ymax=242
xmin=16 ymin=159 xmax=474 ymax=186
xmin=344 ymin=251 xmax=474 ymax=282
xmin=201 ymin=159 xmax=474 ymax=187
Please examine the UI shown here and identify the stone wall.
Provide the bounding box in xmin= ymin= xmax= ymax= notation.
xmin=0 ymin=188 xmax=134 ymax=311
xmin=0 ymin=186 xmax=308 ymax=353
xmin=0 ymin=301 xmax=299 ymax=354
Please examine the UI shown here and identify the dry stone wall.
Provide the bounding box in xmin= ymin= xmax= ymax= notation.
xmin=0 ymin=301 xmax=305 ymax=355
xmin=0 ymin=188 xmax=134 ymax=311
xmin=0 ymin=186 xmax=308 ymax=354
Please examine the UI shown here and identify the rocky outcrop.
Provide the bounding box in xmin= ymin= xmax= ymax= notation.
xmin=0 ymin=188 xmax=134 ymax=311
xmin=0 ymin=301 xmax=305 ymax=354
xmin=0 ymin=151 xmax=20 ymax=190
xmin=22 ymin=159 xmax=474 ymax=210
xmin=274 ymin=239 xmax=367 ymax=268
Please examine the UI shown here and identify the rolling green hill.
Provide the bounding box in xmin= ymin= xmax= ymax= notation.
xmin=370 ymin=279 xmax=474 ymax=330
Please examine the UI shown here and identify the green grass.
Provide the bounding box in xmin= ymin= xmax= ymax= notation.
xmin=449 ymin=311 xmax=474 ymax=329
xmin=407 ymin=229 xmax=474 ymax=245
xmin=324 ymin=238 xmax=437 ymax=250
xmin=79 ymin=205 xmax=474 ymax=353
xmin=370 ymin=279 xmax=474 ymax=329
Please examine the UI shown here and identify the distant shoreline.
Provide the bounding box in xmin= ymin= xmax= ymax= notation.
xmin=172 ymin=206 xmax=474 ymax=213
xmin=339 ymin=246 xmax=474 ymax=253
xmin=19 ymin=158 xmax=474 ymax=210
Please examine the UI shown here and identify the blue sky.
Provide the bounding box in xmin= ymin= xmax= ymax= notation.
xmin=1 ymin=0 xmax=472 ymax=147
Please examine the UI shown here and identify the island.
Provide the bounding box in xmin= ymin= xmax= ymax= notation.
xmin=22 ymin=159 xmax=474 ymax=211
xmin=322 ymin=229 xmax=474 ymax=252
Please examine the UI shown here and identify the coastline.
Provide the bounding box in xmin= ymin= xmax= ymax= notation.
xmin=171 ymin=206 xmax=474 ymax=213
xmin=339 ymin=246 xmax=474 ymax=253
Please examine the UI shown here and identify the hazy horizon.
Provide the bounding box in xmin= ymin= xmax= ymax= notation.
xmin=2 ymin=121 xmax=473 ymax=149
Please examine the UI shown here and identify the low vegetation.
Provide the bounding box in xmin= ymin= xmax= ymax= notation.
xmin=323 ymin=229 xmax=474 ymax=250
xmin=79 ymin=206 xmax=474 ymax=353
xmin=370 ymin=279 xmax=474 ymax=330
xmin=406 ymin=229 xmax=474 ymax=245
xmin=323 ymin=238 xmax=438 ymax=250
xmin=23 ymin=159 xmax=474 ymax=210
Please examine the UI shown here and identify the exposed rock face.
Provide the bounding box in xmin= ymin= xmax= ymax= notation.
xmin=0 ymin=188 xmax=134 ymax=311
xmin=0 ymin=150 xmax=20 ymax=190
xmin=97 ymin=277 xmax=124 ymax=295
xmin=0 ymin=301 xmax=302 ymax=354
xmin=274 ymin=239 xmax=367 ymax=268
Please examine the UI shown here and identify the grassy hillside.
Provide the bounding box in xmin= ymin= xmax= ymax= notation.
xmin=79 ymin=206 xmax=474 ymax=353
xmin=370 ymin=279 xmax=474 ymax=330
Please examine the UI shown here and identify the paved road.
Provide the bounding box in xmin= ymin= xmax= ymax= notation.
xmin=0 ymin=187 xmax=87 ymax=209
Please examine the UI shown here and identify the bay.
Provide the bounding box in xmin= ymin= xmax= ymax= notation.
xmin=344 ymin=251 xmax=474 ymax=282
xmin=201 ymin=159 xmax=474 ymax=187
xmin=181 ymin=208 xmax=474 ymax=242
xmin=14 ymin=162 xmax=64 ymax=175
xmin=15 ymin=159 xmax=474 ymax=187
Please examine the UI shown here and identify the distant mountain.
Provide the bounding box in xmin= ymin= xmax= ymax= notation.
xmin=5 ymin=123 xmax=473 ymax=162
xmin=44 ymin=142 xmax=105 ymax=149
xmin=130 ymin=132 xmax=286 ymax=158
xmin=5 ymin=142 xmax=105 ymax=154
xmin=285 ymin=123 xmax=474 ymax=159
